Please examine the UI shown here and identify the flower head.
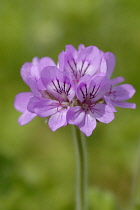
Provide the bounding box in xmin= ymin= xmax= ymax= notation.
xmin=14 ymin=44 xmax=136 ymax=136
xmin=27 ymin=66 xmax=75 ymax=131
xmin=67 ymin=74 xmax=114 ymax=136
xmin=14 ymin=56 xmax=56 ymax=125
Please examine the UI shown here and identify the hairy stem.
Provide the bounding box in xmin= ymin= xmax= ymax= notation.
xmin=72 ymin=126 xmax=88 ymax=210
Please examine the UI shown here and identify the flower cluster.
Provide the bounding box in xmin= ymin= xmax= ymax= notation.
xmin=14 ymin=45 xmax=136 ymax=136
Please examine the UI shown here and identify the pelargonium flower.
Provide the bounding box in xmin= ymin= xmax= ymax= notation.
xmin=14 ymin=44 xmax=136 ymax=136
xmin=27 ymin=66 xmax=75 ymax=131
xmin=67 ymin=74 xmax=115 ymax=136
xmin=58 ymin=44 xmax=115 ymax=83
xmin=14 ymin=56 xmax=56 ymax=125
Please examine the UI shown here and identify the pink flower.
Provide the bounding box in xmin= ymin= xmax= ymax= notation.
xmin=27 ymin=66 xmax=75 ymax=131
xmin=58 ymin=44 xmax=116 ymax=83
xmin=14 ymin=44 xmax=136 ymax=136
xmin=14 ymin=57 xmax=56 ymax=125
xmin=67 ymin=74 xmax=114 ymax=136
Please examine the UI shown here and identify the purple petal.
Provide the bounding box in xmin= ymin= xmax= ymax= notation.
xmin=111 ymin=101 xmax=136 ymax=109
xmin=20 ymin=57 xmax=56 ymax=86
xmin=41 ymin=66 xmax=61 ymax=86
xmin=77 ymin=46 xmax=102 ymax=77
xmin=58 ymin=51 xmax=65 ymax=71
xmin=48 ymin=109 xmax=68 ymax=131
xmin=20 ymin=62 xmax=32 ymax=86
xmin=41 ymin=66 xmax=75 ymax=102
xmin=27 ymin=97 xmax=40 ymax=113
xmin=78 ymin=44 xmax=85 ymax=51
xmin=91 ymin=103 xmax=115 ymax=123
xmin=30 ymin=57 xmax=41 ymax=81
xmin=31 ymin=57 xmax=56 ymax=80
xmin=18 ymin=110 xmax=37 ymax=125
xmin=58 ymin=45 xmax=77 ymax=73
xmin=103 ymin=52 xmax=116 ymax=78
xmin=78 ymin=74 xmax=92 ymax=85
xmin=61 ymin=45 xmax=78 ymax=80
xmin=110 ymin=84 xmax=136 ymax=101
xmin=28 ymin=98 xmax=60 ymax=117
xmin=111 ymin=77 xmax=124 ymax=86
xmin=32 ymin=57 xmax=39 ymax=63
xmin=67 ymin=106 xmax=86 ymax=125
xmin=39 ymin=57 xmax=56 ymax=71
xmin=29 ymin=79 xmax=42 ymax=98
xmin=76 ymin=75 xmax=92 ymax=102
xmin=29 ymin=77 xmax=47 ymax=99
xmin=99 ymin=56 xmax=107 ymax=74
xmin=104 ymin=96 xmax=117 ymax=112
xmin=88 ymin=75 xmax=111 ymax=102
xmin=79 ymin=112 xmax=96 ymax=136
xmin=14 ymin=92 xmax=33 ymax=112
xmin=65 ymin=45 xmax=78 ymax=59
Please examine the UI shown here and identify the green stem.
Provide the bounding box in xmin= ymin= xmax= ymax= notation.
xmin=72 ymin=126 xmax=88 ymax=210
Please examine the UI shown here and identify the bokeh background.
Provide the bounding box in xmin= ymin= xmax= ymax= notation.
xmin=0 ymin=0 xmax=140 ymax=209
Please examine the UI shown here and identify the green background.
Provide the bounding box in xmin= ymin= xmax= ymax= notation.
xmin=0 ymin=0 xmax=140 ymax=209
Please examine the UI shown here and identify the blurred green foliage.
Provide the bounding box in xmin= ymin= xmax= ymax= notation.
xmin=0 ymin=0 xmax=140 ymax=209
xmin=88 ymin=187 xmax=120 ymax=210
